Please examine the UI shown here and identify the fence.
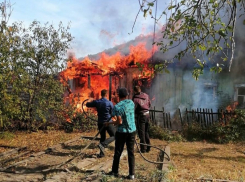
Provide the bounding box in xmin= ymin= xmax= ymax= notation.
xmin=143 ymin=107 xmax=236 ymax=131
xmin=181 ymin=108 xmax=236 ymax=127
xmin=149 ymin=107 xmax=172 ymax=130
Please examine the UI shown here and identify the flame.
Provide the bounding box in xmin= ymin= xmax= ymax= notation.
xmin=226 ymin=101 xmax=238 ymax=112
xmin=60 ymin=42 xmax=158 ymax=112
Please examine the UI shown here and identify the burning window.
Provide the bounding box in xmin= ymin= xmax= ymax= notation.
xmin=235 ymin=84 xmax=245 ymax=108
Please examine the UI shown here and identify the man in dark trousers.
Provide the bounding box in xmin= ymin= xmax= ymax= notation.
xmin=132 ymin=85 xmax=151 ymax=153
xmin=86 ymin=89 xmax=115 ymax=158
xmin=104 ymin=87 xmax=136 ymax=180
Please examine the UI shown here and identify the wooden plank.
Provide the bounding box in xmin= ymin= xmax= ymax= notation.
xmin=87 ymin=159 xmax=113 ymax=172
xmin=179 ymin=108 xmax=183 ymax=126
xmin=168 ymin=112 xmax=171 ymax=129
xmin=86 ymin=150 xmax=127 ymax=172
xmin=161 ymin=145 xmax=171 ymax=172
xmin=30 ymin=151 xmax=45 ymax=157
xmin=1 ymin=151 xmax=31 ymax=165
xmin=80 ymin=136 xmax=100 ymax=141
xmin=0 ymin=147 xmax=27 ymax=159
xmin=75 ymin=158 xmax=97 ymax=170
xmin=63 ymin=136 xmax=82 ymax=145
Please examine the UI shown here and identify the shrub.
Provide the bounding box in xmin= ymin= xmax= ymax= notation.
xmin=149 ymin=124 xmax=183 ymax=142
xmin=181 ymin=109 xmax=245 ymax=143
xmin=64 ymin=110 xmax=97 ymax=133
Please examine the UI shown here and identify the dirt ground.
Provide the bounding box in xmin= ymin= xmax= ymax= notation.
xmin=0 ymin=130 xmax=245 ymax=182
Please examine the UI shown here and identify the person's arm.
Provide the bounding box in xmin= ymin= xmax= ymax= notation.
xmin=104 ymin=115 xmax=122 ymax=126
xmin=86 ymin=100 xmax=97 ymax=108
xmin=133 ymin=98 xmax=139 ymax=111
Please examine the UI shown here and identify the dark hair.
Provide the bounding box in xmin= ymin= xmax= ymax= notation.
xmin=118 ymin=87 xmax=129 ymax=98
xmin=134 ymin=86 xmax=141 ymax=94
xmin=101 ymin=89 xmax=108 ymax=97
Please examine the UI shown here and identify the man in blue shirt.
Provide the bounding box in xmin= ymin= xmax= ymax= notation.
xmin=104 ymin=87 xmax=136 ymax=180
xmin=86 ymin=89 xmax=115 ymax=158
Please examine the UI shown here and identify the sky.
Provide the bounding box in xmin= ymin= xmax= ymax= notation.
xmin=8 ymin=0 xmax=168 ymax=58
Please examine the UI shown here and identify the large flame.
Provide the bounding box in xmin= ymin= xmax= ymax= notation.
xmin=60 ymin=42 xmax=157 ymax=111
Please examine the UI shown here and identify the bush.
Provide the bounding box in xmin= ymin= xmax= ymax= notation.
xmin=181 ymin=109 xmax=245 ymax=143
xmin=149 ymin=124 xmax=183 ymax=142
xmin=64 ymin=111 xmax=97 ymax=133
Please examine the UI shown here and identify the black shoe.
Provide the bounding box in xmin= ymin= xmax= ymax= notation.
xmin=97 ymin=152 xmax=105 ymax=158
xmin=106 ymin=171 xmax=119 ymax=177
xmin=98 ymin=143 xmax=105 ymax=156
xmin=127 ymin=175 xmax=135 ymax=180
xmin=146 ymin=147 xmax=151 ymax=153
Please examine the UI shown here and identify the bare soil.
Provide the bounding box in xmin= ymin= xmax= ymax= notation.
xmin=0 ymin=130 xmax=245 ymax=182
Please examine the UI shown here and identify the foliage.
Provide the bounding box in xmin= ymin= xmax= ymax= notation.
xmin=149 ymin=124 xmax=183 ymax=142
xmin=211 ymin=109 xmax=245 ymax=143
xmin=138 ymin=0 xmax=245 ymax=78
xmin=181 ymin=122 xmax=207 ymax=141
xmin=147 ymin=169 xmax=167 ymax=182
xmin=0 ymin=1 xmax=74 ymax=130
xmin=70 ymin=112 xmax=97 ymax=132
xmin=0 ymin=131 xmax=14 ymax=140
xmin=182 ymin=109 xmax=245 ymax=143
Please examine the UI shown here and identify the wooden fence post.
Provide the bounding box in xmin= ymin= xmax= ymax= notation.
xmin=168 ymin=112 xmax=171 ymax=129
xmin=162 ymin=107 xmax=165 ymax=128
xmin=186 ymin=108 xmax=189 ymax=125
xmin=179 ymin=108 xmax=183 ymax=126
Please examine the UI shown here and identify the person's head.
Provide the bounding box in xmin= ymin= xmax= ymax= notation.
xmin=101 ymin=89 xmax=108 ymax=98
xmin=134 ymin=85 xmax=141 ymax=94
xmin=118 ymin=87 xmax=129 ymax=99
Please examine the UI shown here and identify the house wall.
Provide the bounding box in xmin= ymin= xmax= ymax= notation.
xmin=148 ymin=66 xmax=245 ymax=114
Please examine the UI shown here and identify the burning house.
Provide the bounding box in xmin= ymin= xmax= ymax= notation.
xmin=60 ymin=39 xmax=157 ymax=111
xmin=60 ymin=18 xmax=245 ymax=127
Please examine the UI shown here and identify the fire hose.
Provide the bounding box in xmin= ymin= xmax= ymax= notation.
xmin=43 ymin=99 xmax=170 ymax=172
xmin=81 ymin=99 xmax=170 ymax=164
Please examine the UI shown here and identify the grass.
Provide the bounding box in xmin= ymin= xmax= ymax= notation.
xmin=0 ymin=129 xmax=97 ymax=153
xmin=0 ymin=130 xmax=244 ymax=181
xmin=167 ymin=141 xmax=245 ymax=181
xmin=0 ymin=131 xmax=15 ymax=140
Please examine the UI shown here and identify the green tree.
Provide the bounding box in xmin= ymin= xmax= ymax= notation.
xmin=0 ymin=1 xmax=73 ymax=130
xmin=19 ymin=21 xmax=73 ymax=126
xmin=0 ymin=1 xmax=23 ymax=128
xmin=137 ymin=0 xmax=244 ymax=79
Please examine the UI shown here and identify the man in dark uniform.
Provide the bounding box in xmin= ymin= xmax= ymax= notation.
xmin=132 ymin=85 xmax=151 ymax=153
xmin=86 ymin=89 xmax=115 ymax=157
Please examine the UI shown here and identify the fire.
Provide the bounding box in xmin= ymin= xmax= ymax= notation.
xmin=60 ymin=42 xmax=158 ymax=111
xmin=226 ymin=101 xmax=238 ymax=112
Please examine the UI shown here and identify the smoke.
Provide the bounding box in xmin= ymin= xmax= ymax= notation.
xmin=73 ymin=2 xmax=245 ymax=116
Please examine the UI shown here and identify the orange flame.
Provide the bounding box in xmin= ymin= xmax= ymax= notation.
xmin=226 ymin=101 xmax=238 ymax=112
xmin=60 ymin=42 xmax=158 ymax=112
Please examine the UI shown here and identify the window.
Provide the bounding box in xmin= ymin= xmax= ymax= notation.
xmin=235 ymin=85 xmax=245 ymax=108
